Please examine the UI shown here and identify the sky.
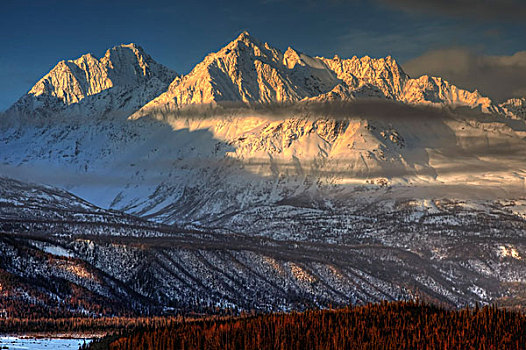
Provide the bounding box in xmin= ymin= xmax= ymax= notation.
xmin=1 ymin=0 xmax=525 ymax=110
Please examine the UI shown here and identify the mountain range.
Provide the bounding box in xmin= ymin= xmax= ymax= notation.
xmin=6 ymin=32 xmax=525 ymax=120
xmin=0 ymin=32 xmax=525 ymax=314
xmin=6 ymin=43 xmax=177 ymax=121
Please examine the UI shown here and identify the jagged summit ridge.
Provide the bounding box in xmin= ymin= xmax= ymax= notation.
xmin=134 ymin=33 xmax=345 ymax=114
xmin=6 ymin=32 xmax=523 ymax=121
xmin=135 ymin=31 xmax=340 ymax=115
xmin=7 ymin=43 xmax=178 ymax=119
xmin=133 ymin=32 xmax=501 ymax=118
xmin=27 ymin=43 xmax=176 ymax=104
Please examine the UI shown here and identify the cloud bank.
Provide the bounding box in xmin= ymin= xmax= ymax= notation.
xmin=403 ymin=49 xmax=526 ymax=102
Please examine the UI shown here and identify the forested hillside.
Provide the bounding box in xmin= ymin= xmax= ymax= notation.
xmin=86 ymin=301 xmax=526 ymax=349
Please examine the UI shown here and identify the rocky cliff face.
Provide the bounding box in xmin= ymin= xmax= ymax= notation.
xmin=6 ymin=43 xmax=177 ymax=120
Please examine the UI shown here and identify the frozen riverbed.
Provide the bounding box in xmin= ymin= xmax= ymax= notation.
xmin=0 ymin=336 xmax=90 ymax=349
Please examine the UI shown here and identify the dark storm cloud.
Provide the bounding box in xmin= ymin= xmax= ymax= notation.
xmin=377 ymin=0 xmax=526 ymax=21
xmin=403 ymin=49 xmax=526 ymax=102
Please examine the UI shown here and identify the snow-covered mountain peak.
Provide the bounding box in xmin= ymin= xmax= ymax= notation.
xmin=231 ymin=31 xmax=260 ymax=46
xmin=102 ymin=43 xmax=175 ymax=87
xmin=26 ymin=52 xmax=109 ymax=105
xmin=6 ymin=43 xmax=178 ymax=121
xmin=104 ymin=43 xmax=149 ymax=69
xmin=221 ymin=31 xmax=283 ymax=64
xmin=132 ymin=33 xmax=503 ymax=119
xmin=109 ymin=42 xmax=142 ymax=52
xmin=132 ymin=33 xmax=313 ymax=114
xmin=132 ymin=34 xmax=344 ymax=116
xmin=6 ymin=33 xmax=512 ymax=123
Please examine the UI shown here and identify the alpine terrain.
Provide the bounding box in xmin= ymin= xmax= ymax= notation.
xmin=1 ymin=32 xmax=526 ymax=315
